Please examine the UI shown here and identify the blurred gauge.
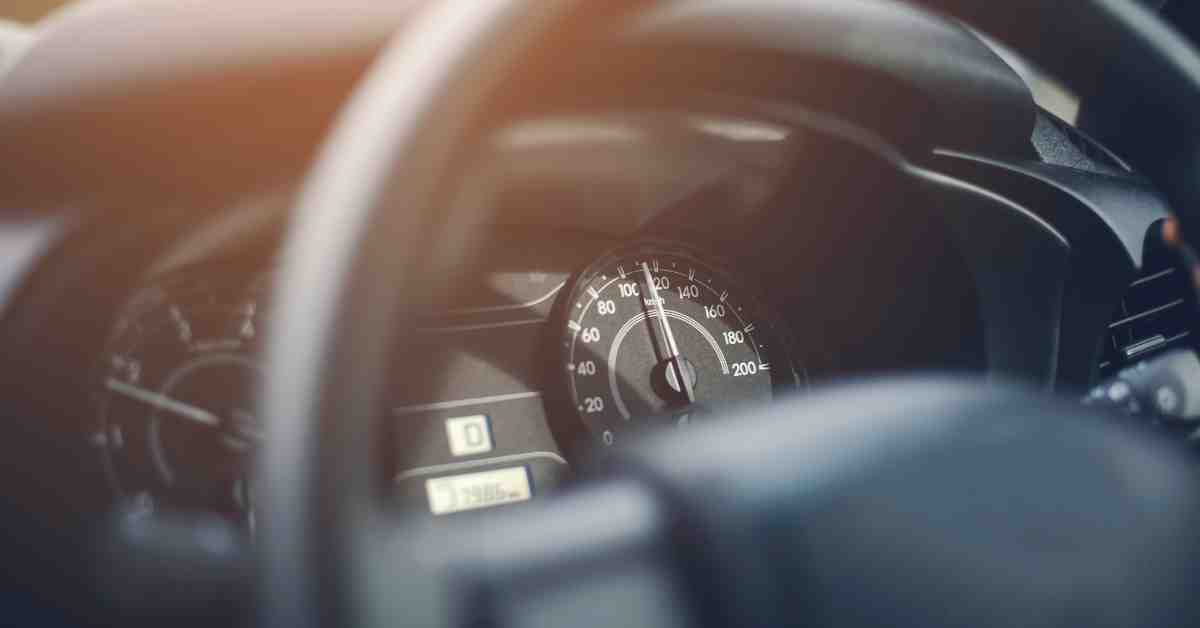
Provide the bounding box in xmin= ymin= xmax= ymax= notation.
xmin=90 ymin=271 xmax=268 ymax=528
xmin=558 ymin=242 xmax=804 ymax=448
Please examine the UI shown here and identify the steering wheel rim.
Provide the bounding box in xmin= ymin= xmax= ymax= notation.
xmin=257 ymin=4 xmax=640 ymax=626
xmin=258 ymin=2 xmax=1200 ymax=627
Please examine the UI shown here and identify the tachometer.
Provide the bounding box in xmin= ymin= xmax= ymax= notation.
xmin=559 ymin=243 xmax=802 ymax=447
xmin=92 ymin=271 xmax=268 ymax=527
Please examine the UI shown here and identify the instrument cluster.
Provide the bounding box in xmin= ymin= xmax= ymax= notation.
xmin=90 ymin=234 xmax=806 ymax=523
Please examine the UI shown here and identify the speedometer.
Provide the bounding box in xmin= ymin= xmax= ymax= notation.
xmin=558 ymin=243 xmax=803 ymax=447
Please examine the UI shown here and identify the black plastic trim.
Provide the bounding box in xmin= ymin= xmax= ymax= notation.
xmin=627 ymin=0 xmax=1037 ymax=158
xmin=930 ymin=152 xmax=1172 ymax=389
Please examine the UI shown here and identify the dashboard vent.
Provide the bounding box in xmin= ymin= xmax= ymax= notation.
xmin=1098 ymin=237 xmax=1198 ymax=380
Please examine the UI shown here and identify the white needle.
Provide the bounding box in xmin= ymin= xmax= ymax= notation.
xmin=642 ymin=262 xmax=696 ymax=404
xmin=106 ymin=378 xmax=221 ymax=428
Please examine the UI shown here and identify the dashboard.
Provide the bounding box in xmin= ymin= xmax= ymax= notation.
xmin=84 ymin=110 xmax=996 ymax=523
xmin=6 ymin=4 xmax=1200 ymax=626
xmin=91 ymin=233 xmax=977 ymax=522
xmin=0 ymin=2 xmax=1183 ymax=541
xmin=70 ymin=101 xmax=1183 ymax=528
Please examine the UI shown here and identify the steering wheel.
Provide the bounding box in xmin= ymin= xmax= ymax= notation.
xmin=247 ymin=1 xmax=1200 ymax=627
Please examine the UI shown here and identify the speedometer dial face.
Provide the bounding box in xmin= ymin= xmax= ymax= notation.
xmin=560 ymin=243 xmax=802 ymax=447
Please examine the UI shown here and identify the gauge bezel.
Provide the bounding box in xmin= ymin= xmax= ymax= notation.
xmin=548 ymin=240 xmax=806 ymax=459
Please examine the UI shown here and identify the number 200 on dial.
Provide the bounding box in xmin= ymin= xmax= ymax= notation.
xmin=560 ymin=244 xmax=802 ymax=446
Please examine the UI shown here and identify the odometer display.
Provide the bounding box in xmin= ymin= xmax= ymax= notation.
xmin=560 ymin=243 xmax=801 ymax=446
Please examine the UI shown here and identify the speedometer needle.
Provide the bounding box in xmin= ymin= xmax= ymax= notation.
xmin=642 ymin=262 xmax=696 ymax=404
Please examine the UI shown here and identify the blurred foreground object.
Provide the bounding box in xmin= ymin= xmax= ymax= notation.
xmin=0 ymin=20 xmax=32 ymax=78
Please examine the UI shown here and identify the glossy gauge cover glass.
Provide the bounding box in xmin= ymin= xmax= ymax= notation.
xmin=557 ymin=242 xmax=804 ymax=448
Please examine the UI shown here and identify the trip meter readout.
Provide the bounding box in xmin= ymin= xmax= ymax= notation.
xmin=560 ymin=243 xmax=802 ymax=446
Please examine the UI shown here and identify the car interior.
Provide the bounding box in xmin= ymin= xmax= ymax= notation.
xmin=4 ymin=1 xmax=1200 ymax=626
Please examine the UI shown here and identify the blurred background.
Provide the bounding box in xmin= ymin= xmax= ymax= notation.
xmin=1 ymin=0 xmax=1078 ymax=122
xmin=7 ymin=0 xmax=63 ymax=23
